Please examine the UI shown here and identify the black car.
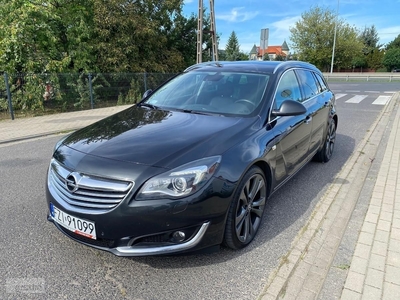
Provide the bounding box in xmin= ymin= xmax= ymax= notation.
xmin=46 ymin=61 xmax=337 ymax=256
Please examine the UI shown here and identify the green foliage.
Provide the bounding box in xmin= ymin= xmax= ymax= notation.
xmin=225 ymin=31 xmax=241 ymax=61
xmin=359 ymin=25 xmax=381 ymax=53
xmin=118 ymin=79 xmax=142 ymax=105
xmin=275 ymin=54 xmax=285 ymax=61
xmin=263 ymin=54 xmax=270 ymax=61
xmin=66 ymin=73 xmax=110 ymax=109
xmin=386 ymin=34 xmax=400 ymax=50
xmin=0 ymin=0 xmax=95 ymax=74
xmin=383 ymin=48 xmax=400 ymax=71
xmin=290 ymin=6 xmax=363 ymax=71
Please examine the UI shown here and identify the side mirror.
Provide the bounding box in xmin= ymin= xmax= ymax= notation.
xmin=271 ymin=100 xmax=307 ymax=117
xmin=142 ymin=89 xmax=153 ymax=100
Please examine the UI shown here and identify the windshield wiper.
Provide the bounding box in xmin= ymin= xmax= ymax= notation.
xmin=175 ymin=108 xmax=223 ymax=117
xmin=138 ymin=103 xmax=159 ymax=110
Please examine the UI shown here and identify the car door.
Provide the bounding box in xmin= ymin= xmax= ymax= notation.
xmin=295 ymin=69 xmax=330 ymax=156
xmin=271 ymin=69 xmax=312 ymax=185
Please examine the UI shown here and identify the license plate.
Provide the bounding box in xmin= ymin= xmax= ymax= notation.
xmin=50 ymin=203 xmax=97 ymax=239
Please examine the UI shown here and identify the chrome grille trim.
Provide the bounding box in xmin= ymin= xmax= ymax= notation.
xmin=48 ymin=159 xmax=134 ymax=211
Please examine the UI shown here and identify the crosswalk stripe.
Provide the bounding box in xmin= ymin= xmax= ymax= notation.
xmin=345 ymin=95 xmax=368 ymax=103
xmin=372 ymin=95 xmax=392 ymax=105
xmin=335 ymin=93 xmax=347 ymax=99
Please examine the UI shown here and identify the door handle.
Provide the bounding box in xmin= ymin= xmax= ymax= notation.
xmin=305 ymin=115 xmax=312 ymax=124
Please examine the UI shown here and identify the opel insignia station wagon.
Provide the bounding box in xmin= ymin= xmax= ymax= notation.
xmin=46 ymin=61 xmax=338 ymax=256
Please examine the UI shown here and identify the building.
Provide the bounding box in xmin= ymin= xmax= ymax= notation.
xmin=249 ymin=40 xmax=290 ymax=61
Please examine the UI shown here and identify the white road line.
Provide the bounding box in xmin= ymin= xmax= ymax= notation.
xmin=335 ymin=93 xmax=347 ymax=100
xmin=372 ymin=95 xmax=392 ymax=105
xmin=345 ymin=90 xmax=361 ymax=92
xmin=384 ymin=91 xmax=396 ymax=93
xmin=345 ymin=95 xmax=368 ymax=103
xmin=365 ymin=91 xmax=380 ymax=93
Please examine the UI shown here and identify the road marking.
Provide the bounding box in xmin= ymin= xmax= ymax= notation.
xmin=384 ymin=91 xmax=396 ymax=93
xmin=372 ymin=95 xmax=392 ymax=105
xmin=335 ymin=93 xmax=347 ymax=99
xmin=345 ymin=90 xmax=360 ymax=92
xmin=365 ymin=91 xmax=380 ymax=93
xmin=345 ymin=95 xmax=368 ymax=103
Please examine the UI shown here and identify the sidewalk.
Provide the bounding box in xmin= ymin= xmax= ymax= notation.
xmin=0 ymin=105 xmax=131 ymax=144
xmin=1 ymin=97 xmax=400 ymax=299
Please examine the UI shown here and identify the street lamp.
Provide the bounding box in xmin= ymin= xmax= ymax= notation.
xmin=330 ymin=0 xmax=340 ymax=73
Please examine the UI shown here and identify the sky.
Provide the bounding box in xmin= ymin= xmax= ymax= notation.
xmin=182 ymin=0 xmax=400 ymax=53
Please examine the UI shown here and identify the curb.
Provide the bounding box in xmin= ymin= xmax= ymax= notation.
xmin=258 ymin=92 xmax=400 ymax=299
xmin=0 ymin=129 xmax=77 ymax=145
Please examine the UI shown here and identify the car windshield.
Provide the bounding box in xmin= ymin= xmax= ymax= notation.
xmin=145 ymin=71 xmax=270 ymax=116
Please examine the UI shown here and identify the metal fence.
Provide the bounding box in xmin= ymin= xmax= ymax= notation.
xmin=0 ymin=72 xmax=177 ymax=120
xmin=323 ymin=72 xmax=400 ymax=82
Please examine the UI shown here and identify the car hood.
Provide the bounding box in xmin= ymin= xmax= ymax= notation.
xmin=60 ymin=106 xmax=260 ymax=169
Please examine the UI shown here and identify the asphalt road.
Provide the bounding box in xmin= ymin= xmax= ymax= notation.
xmin=0 ymin=82 xmax=396 ymax=299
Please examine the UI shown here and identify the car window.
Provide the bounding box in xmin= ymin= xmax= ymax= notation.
xmin=273 ymin=70 xmax=302 ymax=110
xmin=295 ymin=69 xmax=320 ymax=101
xmin=314 ymin=72 xmax=328 ymax=93
xmin=146 ymin=71 xmax=270 ymax=116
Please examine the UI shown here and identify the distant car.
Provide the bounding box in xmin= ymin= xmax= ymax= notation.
xmin=46 ymin=61 xmax=338 ymax=256
xmin=392 ymin=69 xmax=400 ymax=72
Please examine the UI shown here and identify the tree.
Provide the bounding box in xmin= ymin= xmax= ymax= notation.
xmin=383 ymin=48 xmax=400 ymax=71
xmin=359 ymin=25 xmax=381 ymax=54
xmin=289 ymin=6 xmax=363 ymax=71
xmin=358 ymin=25 xmax=384 ymax=70
xmin=263 ymin=54 xmax=270 ymax=61
xmin=225 ymin=31 xmax=240 ymax=61
xmin=386 ymin=34 xmax=400 ymax=50
xmin=93 ymin=0 xmax=185 ymax=73
xmin=0 ymin=0 xmax=95 ymax=74
xmin=275 ymin=54 xmax=285 ymax=61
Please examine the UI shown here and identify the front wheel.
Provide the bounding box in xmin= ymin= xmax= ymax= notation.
xmin=315 ymin=118 xmax=336 ymax=163
xmin=223 ymin=166 xmax=267 ymax=250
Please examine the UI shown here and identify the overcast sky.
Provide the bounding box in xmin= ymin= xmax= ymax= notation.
xmin=183 ymin=0 xmax=400 ymax=53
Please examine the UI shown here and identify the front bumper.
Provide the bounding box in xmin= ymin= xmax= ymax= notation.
xmin=48 ymin=213 xmax=211 ymax=256
xmin=46 ymin=173 xmax=235 ymax=256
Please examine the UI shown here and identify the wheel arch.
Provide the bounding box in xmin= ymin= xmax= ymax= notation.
xmin=252 ymin=160 xmax=273 ymax=198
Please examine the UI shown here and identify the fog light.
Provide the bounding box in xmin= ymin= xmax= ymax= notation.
xmin=172 ymin=231 xmax=186 ymax=242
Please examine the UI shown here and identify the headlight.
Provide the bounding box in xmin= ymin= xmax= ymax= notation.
xmin=136 ymin=156 xmax=221 ymax=200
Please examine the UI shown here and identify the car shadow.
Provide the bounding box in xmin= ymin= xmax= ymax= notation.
xmin=128 ymin=133 xmax=356 ymax=268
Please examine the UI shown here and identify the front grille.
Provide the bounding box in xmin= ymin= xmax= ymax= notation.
xmin=48 ymin=159 xmax=133 ymax=211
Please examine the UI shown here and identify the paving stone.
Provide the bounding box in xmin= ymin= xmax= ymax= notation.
xmin=341 ymin=288 xmax=361 ymax=300
xmin=361 ymin=285 xmax=382 ymax=300
xmin=377 ymin=219 xmax=391 ymax=232
xmin=389 ymin=238 xmax=400 ymax=253
xmin=365 ymin=268 xmax=384 ymax=289
xmin=371 ymin=240 xmax=388 ymax=256
xmin=385 ymin=265 xmax=400 ymax=285
xmin=354 ymin=243 xmax=371 ymax=259
xmin=375 ymin=229 xmax=390 ymax=243
xmin=369 ymin=253 xmax=386 ymax=272
xmin=344 ymin=271 xmax=365 ymax=293
xmin=382 ymin=282 xmax=400 ymax=300
xmin=349 ymin=256 xmax=368 ymax=275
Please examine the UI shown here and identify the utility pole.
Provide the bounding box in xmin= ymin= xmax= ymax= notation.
xmin=330 ymin=0 xmax=340 ymax=74
xmin=196 ymin=0 xmax=218 ymax=64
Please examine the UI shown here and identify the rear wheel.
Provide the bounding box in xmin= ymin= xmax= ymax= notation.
xmin=315 ymin=118 xmax=336 ymax=163
xmin=223 ymin=166 xmax=267 ymax=249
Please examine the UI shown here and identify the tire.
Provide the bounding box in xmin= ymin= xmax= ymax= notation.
xmin=223 ymin=166 xmax=267 ymax=250
xmin=315 ymin=118 xmax=336 ymax=163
